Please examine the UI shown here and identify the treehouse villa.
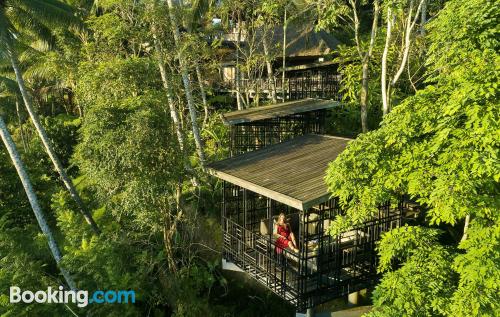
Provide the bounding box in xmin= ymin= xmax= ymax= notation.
xmin=208 ymin=99 xmax=409 ymax=315
xmin=215 ymin=25 xmax=343 ymax=102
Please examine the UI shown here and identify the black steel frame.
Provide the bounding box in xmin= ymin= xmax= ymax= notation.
xmin=221 ymin=182 xmax=403 ymax=312
xmin=229 ymin=110 xmax=328 ymax=156
xmin=286 ymin=67 xmax=341 ymax=101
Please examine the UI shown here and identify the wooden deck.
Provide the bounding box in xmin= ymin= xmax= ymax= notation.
xmin=221 ymin=98 xmax=339 ymax=125
xmin=208 ymin=134 xmax=352 ymax=210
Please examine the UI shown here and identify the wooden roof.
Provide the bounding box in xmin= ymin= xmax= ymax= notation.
xmin=208 ymin=134 xmax=352 ymax=210
xmin=220 ymin=25 xmax=340 ymax=61
xmin=221 ymin=98 xmax=339 ymax=125
xmin=271 ymin=25 xmax=340 ymax=58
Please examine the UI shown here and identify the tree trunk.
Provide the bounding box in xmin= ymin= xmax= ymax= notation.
xmin=0 ymin=116 xmax=77 ymax=290
xmin=195 ymin=65 xmax=210 ymax=129
xmin=461 ymin=214 xmax=470 ymax=242
xmin=381 ymin=8 xmax=393 ymax=115
xmin=154 ymin=38 xmax=200 ymax=188
xmin=420 ymin=0 xmax=427 ymax=36
xmin=163 ymin=223 xmax=178 ymax=273
xmin=163 ymin=204 xmax=182 ymax=273
xmin=262 ymin=35 xmax=277 ymax=103
xmin=15 ymin=98 xmax=29 ymax=151
xmin=8 ymin=44 xmax=100 ymax=235
xmin=235 ymin=25 xmax=243 ymax=110
xmin=360 ymin=62 xmax=369 ymax=132
xmin=154 ymin=39 xmax=186 ymax=152
xmin=355 ymin=0 xmax=380 ymax=132
xmin=245 ymin=68 xmax=251 ymax=106
xmin=382 ymin=1 xmax=424 ymax=114
xmin=282 ymin=8 xmax=287 ymax=102
xmin=165 ymin=0 xmax=206 ymax=169
xmin=390 ymin=0 xmax=424 ymax=87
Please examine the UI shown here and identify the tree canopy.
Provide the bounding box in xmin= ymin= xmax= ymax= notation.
xmin=326 ymin=0 xmax=499 ymax=315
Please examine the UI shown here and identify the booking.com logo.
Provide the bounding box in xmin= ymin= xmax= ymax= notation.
xmin=9 ymin=286 xmax=135 ymax=308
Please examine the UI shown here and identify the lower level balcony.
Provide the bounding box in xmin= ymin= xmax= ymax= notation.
xmin=208 ymin=134 xmax=404 ymax=311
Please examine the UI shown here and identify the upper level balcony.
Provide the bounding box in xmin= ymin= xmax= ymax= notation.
xmin=220 ymin=98 xmax=340 ymax=156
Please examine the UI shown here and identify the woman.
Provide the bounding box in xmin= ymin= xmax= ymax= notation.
xmin=274 ymin=213 xmax=299 ymax=253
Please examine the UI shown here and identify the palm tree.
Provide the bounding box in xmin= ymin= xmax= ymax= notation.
xmin=0 ymin=0 xmax=100 ymax=234
xmin=0 ymin=115 xmax=76 ymax=290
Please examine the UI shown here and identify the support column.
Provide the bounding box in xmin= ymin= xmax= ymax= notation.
xmin=267 ymin=198 xmax=273 ymax=240
xmin=243 ymin=188 xmax=248 ymax=254
xmin=242 ymin=188 xmax=247 ymax=228
xmin=295 ymin=308 xmax=314 ymax=317
xmin=222 ymin=181 xmax=226 ymax=220
xmin=348 ymin=291 xmax=359 ymax=306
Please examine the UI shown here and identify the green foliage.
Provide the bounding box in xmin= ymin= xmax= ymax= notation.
xmin=366 ymin=226 xmax=457 ymax=317
xmin=325 ymin=0 xmax=499 ymax=316
xmin=0 ymin=227 xmax=69 ymax=316
xmin=450 ymin=219 xmax=500 ymax=316
xmin=376 ymin=225 xmax=444 ymax=273
xmin=0 ymin=121 xmax=82 ymax=316
xmin=326 ymin=0 xmax=499 ymax=229
xmin=74 ymin=56 xmax=183 ymax=215
xmin=37 ymin=114 xmax=80 ymax=168
xmin=0 ymin=0 xmax=80 ymax=56
xmin=330 ymin=43 xmax=385 ymax=134
xmin=426 ymin=0 xmax=500 ymax=79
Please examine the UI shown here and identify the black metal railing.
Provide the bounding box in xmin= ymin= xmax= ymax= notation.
xmin=287 ymin=71 xmax=341 ymax=101
xmin=221 ymin=198 xmax=403 ymax=311
xmin=229 ymin=110 xmax=327 ymax=156
xmin=215 ymin=69 xmax=342 ymax=102
xmin=223 ymin=216 xmax=302 ymax=305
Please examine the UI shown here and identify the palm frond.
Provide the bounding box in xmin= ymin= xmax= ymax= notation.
xmin=7 ymin=6 xmax=56 ymax=49
xmin=23 ymin=52 xmax=62 ymax=82
xmin=13 ymin=42 xmax=46 ymax=69
xmin=0 ymin=75 xmax=20 ymax=96
xmin=0 ymin=9 xmax=16 ymax=58
xmin=13 ymin=0 xmax=83 ymax=31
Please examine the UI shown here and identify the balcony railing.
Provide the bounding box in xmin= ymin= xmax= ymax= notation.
xmin=223 ymin=216 xmax=302 ymax=305
xmin=222 ymin=202 xmax=402 ymax=310
xmin=216 ymin=72 xmax=343 ymax=101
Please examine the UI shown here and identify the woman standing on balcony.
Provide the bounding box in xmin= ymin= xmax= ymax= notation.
xmin=274 ymin=213 xmax=299 ymax=253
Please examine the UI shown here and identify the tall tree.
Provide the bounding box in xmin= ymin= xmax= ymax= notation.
xmin=380 ymin=0 xmax=425 ymax=115
xmin=0 ymin=115 xmax=76 ymax=290
xmin=183 ymin=0 xmax=213 ymax=128
xmin=0 ymin=0 xmax=100 ymax=234
xmin=316 ymin=0 xmax=381 ymax=132
xmin=165 ymin=0 xmax=207 ymax=168
xmin=258 ymin=0 xmax=280 ymax=103
xmin=152 ymin=30 xmax=200 ymax=188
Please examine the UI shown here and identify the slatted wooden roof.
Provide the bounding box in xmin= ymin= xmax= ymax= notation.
xmin=221 ymin=98 xmax=339 ymax=125
xmin=208 ymin=134 xmax=352 ymax=210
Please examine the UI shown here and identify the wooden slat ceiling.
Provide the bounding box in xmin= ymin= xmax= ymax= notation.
xmin=221 ymin=98 xmax=339 ymax=125
xmin=208 ymin=134 xmax=352 ymax=210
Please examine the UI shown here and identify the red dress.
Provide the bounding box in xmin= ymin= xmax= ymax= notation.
xmin=275 ymin=224 xmax=291 ymax=254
